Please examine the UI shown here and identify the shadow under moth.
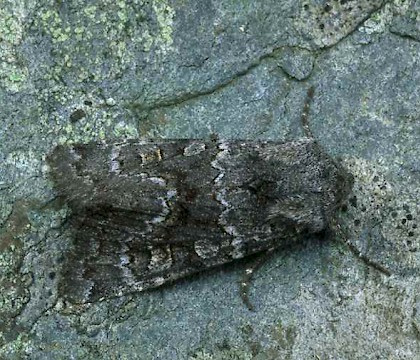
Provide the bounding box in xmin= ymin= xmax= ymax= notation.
xmin=48 ymin=89 xmax=353 ymax=307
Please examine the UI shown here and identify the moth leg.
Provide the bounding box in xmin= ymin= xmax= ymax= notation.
xmin=300 ymin=86 xmax=315 ymax=138
xmin=240 ymin=247 xmax=276 ymax=311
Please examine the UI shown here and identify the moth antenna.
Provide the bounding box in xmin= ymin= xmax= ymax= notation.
xmin=301 ymin=86 xmax=315 ymax=138
xmin=329 ymin=217 xmax=391 ymax=276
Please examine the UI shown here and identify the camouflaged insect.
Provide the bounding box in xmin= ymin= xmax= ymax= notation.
xmin=48 ymin=89 xmax=353 ymax=305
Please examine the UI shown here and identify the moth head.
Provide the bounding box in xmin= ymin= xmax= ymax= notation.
xmin=330 ymin=162 xmax=354 ymax=209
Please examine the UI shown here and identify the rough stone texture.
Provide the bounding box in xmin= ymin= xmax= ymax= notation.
xmin=0 ymin=0 xmax=419 ymax=359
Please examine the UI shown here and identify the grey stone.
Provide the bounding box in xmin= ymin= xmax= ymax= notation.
xmin=1 ymin=0 xmax=419 ymax=359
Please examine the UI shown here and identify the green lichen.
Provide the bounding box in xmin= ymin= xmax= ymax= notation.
xmin=55 ymin=112 xmax=138 ymax=144
xmin=83 ymin=5 xmax=97 ymax=18
xmin=393 ymin=0 xmax=411 ymax=12
xmin=0 ymin=275 xmax=29 ymax=311
xmin=0 ymin=2 xmax=29 ymax=92
xmin=0 ymin=62 xmax=28 ymax=93
xmin=190 ymin=348 xmax=253 ymax=360
xmin=0 ymin=10 xmax=23 ymax=45
xmin=0 ymin=244 xmax=20 ymax=273
xmin=0 ymin=333 xmax=32 ymax=359
xmin=113 ymin=121 xmax=139 ymax=138
xmin=152 ymin=0 xmax=175 ymax=52
xmin=27 ymin=0 xmax=176 ymax=144
xmin=359 ymin=1 xmax=394 ymax=34
xmin=34 ymin=0 xmax=175 ymax=84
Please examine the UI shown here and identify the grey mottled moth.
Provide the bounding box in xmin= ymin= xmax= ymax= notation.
xmin=48 ymin=88 xmax=353 ymax=306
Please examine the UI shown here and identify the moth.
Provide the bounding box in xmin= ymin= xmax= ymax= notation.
xmin=48 ymin=88 xmax=353 ymax=306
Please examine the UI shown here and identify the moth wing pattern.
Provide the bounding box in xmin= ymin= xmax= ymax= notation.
xmin=48 ymin=138 xmax=352 ymax=304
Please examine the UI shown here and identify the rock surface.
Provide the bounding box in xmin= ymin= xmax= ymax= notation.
xmin=0 ymin=0 xmax=419 ymax=359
